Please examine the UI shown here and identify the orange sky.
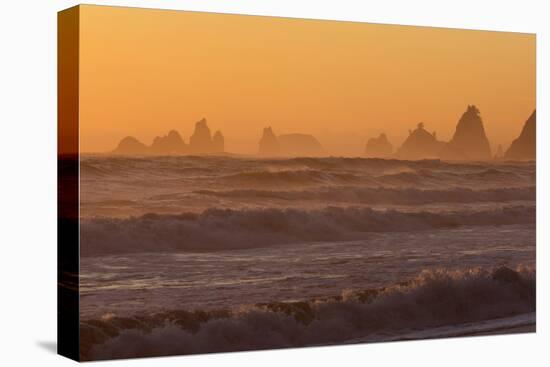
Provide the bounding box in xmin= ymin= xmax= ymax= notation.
xmin=79 ymin=5 xmax=535 ymax=155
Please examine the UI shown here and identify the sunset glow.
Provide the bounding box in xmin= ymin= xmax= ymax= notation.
xmin=79 ymin=5 xmax=535 ymax=155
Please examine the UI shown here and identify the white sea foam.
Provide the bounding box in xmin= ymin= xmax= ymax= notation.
xmin=81 ymin=266 xmax=535 ymax=360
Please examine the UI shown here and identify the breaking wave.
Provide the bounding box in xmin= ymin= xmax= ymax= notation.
xmin=81 ymin=265 xmax=535 ymax=360
xmin=195 ymin=186 xmax=535 ymax=205
xmin=80 ymin=205 xmax=535 ymax=256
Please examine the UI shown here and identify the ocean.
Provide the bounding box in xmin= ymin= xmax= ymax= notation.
xmin=78 ymin=155 xmax=536 ymax=360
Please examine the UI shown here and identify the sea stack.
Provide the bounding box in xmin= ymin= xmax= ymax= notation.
xmin=258 ymin=127 xmax=324 ymax=156
xmin=149 ymin=130 xmax=187 ymax=154
xmin=365 ymin=133 xmax=393 ymax=158
xmin=440 ymin=105 xmax=491 ymax=160
xmin=395 ymin=122 xmax=444 ymax=160
xmin=113 ymin=136 xmax=148 ymax=155
xmin=212 ymin=131 xmax=225 ymax=153
xmin=505 ymin=110 xmax=536 ymax=160
xmin=258 ymin=127 xmax=280 ymax=156
xmin=189 ymin=118 xmax=213 ymax=154
xmin=112 ymin=118 xmax=225 ymax=155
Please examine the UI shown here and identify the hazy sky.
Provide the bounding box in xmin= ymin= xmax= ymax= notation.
xmin=79 ymin=5 xmax=535 ymax=155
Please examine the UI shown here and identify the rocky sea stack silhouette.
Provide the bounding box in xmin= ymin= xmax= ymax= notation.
xmin=150 ymin=130 xmax=187 ymax=154
xmin=440 ymin=105 xmax=491 ymax=160
xmin=113 ymin=118 xmax=224 ymax=155
xmin=395 ymin=123 xmax=445 ymax=160
xmin=505 ymin=110 xmax=536 ymax=160
xmin=212 ymin=131 xmax=225 ymax=153
xmin=111 ymin=106 xmax=534 ymax=159
xmin=258 ymin=127 xmax=324 ymax=157
xmin=365 ymin=133 xmax=393 ymax=158
xmin=189 ymin=118 xmax=225 ymax=154
xmin=114 ymin=136 xmax=148 ymax=155
xmin=258 ymin=127 xmax=280 ymax=156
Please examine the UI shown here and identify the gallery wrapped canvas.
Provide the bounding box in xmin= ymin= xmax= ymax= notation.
xmin=58 ymin=5 xmax=536 ymax=361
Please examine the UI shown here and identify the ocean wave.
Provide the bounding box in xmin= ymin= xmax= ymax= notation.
xmin=254 ymin=156 xmax=534 ymax=174
xmin=81 ymin=265 xmax=535 ymax=360
xmin=81 ymin=155 xmax=535 ymax=178
xmin=80 ymin=205 xmax=535 ymax=256
xmin=80 ymin=156 xmax=224 ymax=178
xmin=216 ymin=167 xmax=531 ymax=190
xmin=220 ymin=169 xmax=365 ymax=187
xmin=376 ymin=168 xmax=530 ymax=187
xmin=195 ymin=186 xmax=535 ymax=205
xmin=260 ymin=157 xmax=446 ymax=172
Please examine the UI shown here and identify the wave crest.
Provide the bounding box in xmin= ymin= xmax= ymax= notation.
xmin=196 ymin=186 xmax=535 ymax=205
xmin=80 ymin=206 xmax=534 ymax=256
xmin=81 ymin=265 xmax=535 ymax=360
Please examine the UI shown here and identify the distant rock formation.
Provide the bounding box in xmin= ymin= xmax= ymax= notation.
xmin=395 ymin=122 xmax=445 ymax=160
xmin=505 ymin=110 xmax=536 ymax=160
xmin=113 ymin=136 xmax=148 ymax=155
xmin=212 ymin=131 xmax=225 ymax=153
xmin=258 ymin=127 xmax=280 ymax=156
xmin=150 ymin=130 xmax=187 ymax=154
xmin=258 ymin=127 xmax=324 ymax=157
xmin=440 ymin=105 xmax=491 ymax=160
xmin=189 ymin=118 xmax=214 ymax=154
xmin=365 ymin=133 xmax=393 ymax=158
xmin=113 ymin=118 xmax=225 ymax=155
